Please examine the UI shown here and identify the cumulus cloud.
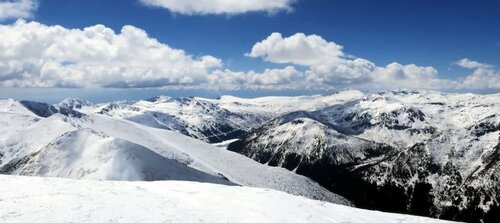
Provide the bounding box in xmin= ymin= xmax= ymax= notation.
xmin=248 ymin=33 xmax=500 ymax=91
xmin=456 ymin=58 xmax=492 ymax=69
xmin=0 ymin=20 xmax=305 ymax=90
xmin=210 ymin=66 xmax=304 ymax=89
xmin=247 ymin=32 xmax=344 ymax=66
xmin=248 ymin=32 xmax=452 ymax=89
xmin=139 ymin=0 xmax=294 ymax=15
xmin=367 ymin=63 xmax=448 ymax=89
xmin=0 ymin=20 xmax=222 ymax=88
xmin=0 ymin=20 xmax=498 ymax=92
xmin=460 ymin=69 xmax=500 ymax=89
xmin=0 ymin=0 xmax=37 ymax=21
xmin=305 ymin=58 xmax=375 ymax=85
xmin=456 ymin=59 xmax=500 ymax=90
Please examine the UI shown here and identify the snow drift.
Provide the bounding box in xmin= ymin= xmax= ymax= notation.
xmin=0 ymin=175 xmax=454 ymax=223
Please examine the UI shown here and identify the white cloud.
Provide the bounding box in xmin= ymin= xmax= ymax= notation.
xmin=305 ymin=58 xmax=375 ymax=85
xmin=456 ymin=58 xmax=492 ymax=69
xmin=248 ymin=32 xmax=450 ymax=89
xmin=0 ymin=20 xmax=222 ymax=88
xmin=0 ymin=21 xmax=304 ymax=90
xmin=456 ymin=59 xmax=500 ymax=89
xmin=210 ymin=66 xmax=304 ymax=90
xmin=0 ymin=21 xmax=497 ymax=92
xmin=460 ymin=68 xmax=500 ymax=89
xmin=306 ymin=61 xmax=447 ymax=90
xmin=244 ymin=35 xmax=499 ymax=91
xmin=0 ymin=0 xmax=37 ymax=21
xmin=370 ymin=63 xmax=438 ymax=84
xmin=247 ymin=32 xmax=344 ymax=66
xmin=139 ymin=0 xmax=294 ymax=15
xmin=367 ymin=63 xmax=447 ymax=89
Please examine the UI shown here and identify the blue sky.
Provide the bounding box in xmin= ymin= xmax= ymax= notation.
xmin=35 ymin=0 xmax=499 ymax=74
xmin=0 ymin=0 xmax=499 ymax=102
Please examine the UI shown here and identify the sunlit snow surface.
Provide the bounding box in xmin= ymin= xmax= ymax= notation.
xmin=0 ymin=105 xmax=347 ymax=204
xmin=0 ymin=90 xmax=497 ymax=222
xmin=0 ymin=175 xmax=455 ymax=223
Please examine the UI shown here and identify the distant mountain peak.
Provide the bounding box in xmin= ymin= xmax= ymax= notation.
xmin=57 ymin=98 xmax=94 ymax=109
xmin=144 ymin=95 xmax=173 ymax=103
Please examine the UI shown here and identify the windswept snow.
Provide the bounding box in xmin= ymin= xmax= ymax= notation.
xmin=75 ymin=114 xmax=350 ymax=204
xmin=213 ymin=139 xmax=239 ymax=149
xmin=0 ymin=175 xmax=455 ymax=223
xmin=0 ymin=99 xmax=35 ymax=115
xmin=9 ymin=129 xmax=229 ymax=183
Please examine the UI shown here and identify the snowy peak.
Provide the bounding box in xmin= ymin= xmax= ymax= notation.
xmin=19 ymin=100 xmax=84 ymax=118
xmin=212 ymin=90 xmax=364 ymax=116
xmin=0 ymin=98 xmax=86 ymax=118
xmin=10 ymin=128 xmax=231 ymax=183
xmin=229 ymin=112 xmax=393 ymax=170
xmin=144 ymin=95 xmax=173 ymax=103
xmin=97 ymin=96 xmax=252 ymax=143
xmin=273 ymin=110 xmax=319 ymax=125
xmin=19 ymin=100 xmax=59 ymax=118
xmin=0 ymin=99 xmax=34 ymax=115
xmin=56 ymin=98 xmax=94 ymax=110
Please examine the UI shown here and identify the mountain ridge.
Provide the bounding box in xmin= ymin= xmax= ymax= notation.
xmin=226 ymin=90 xmax=500 ymax=222
xmin=1 ymin=89 xmax=498 ymax=222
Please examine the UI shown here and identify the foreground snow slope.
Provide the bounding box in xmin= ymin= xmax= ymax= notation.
xmin=0 ymin=175 xmax=454 ymax=223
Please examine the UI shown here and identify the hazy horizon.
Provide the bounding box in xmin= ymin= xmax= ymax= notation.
xmin=2 ymin=87 xmax=499 ymax=104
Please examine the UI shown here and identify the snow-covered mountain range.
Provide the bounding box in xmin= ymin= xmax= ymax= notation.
xmin=0 ymin=102 xmax=350 ymax=205
xmin=227 ymin=90 xmax=500 ymax=222
xmin=1 ymin=89 xmax=498 ymax=222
